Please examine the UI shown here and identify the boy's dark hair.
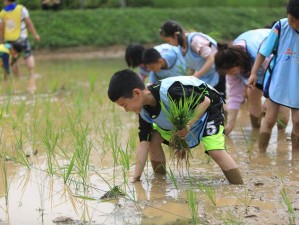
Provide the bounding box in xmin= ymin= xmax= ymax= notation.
xmin=215 ymin=43 xmax=251 ymax=75
xmin=160 ymin=20 xmax=185 ymax=47
xmin=125 ymin=44 xmax=145 ymax=68
xmin=108 ymin=69 xmax=145 ymax=102
xmin=11 ymin=41 xmax=23 ymax=53
xmin=287 ymin=0 xmax=299 ymax=19
xmin=142 ymin=48 xmax=161 ymax=65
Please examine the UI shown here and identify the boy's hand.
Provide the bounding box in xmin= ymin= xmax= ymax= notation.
xmin=176 ymin=125 xmax=190 ymax=139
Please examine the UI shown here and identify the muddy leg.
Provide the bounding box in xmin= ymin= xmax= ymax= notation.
xmin=151 ymin=160 xmax=166 ymax=174
xmin=291 ymin=133 xmax=299 ymax=152
xmin=249 ymin=114 xmax=261 ymax=129
xmin=222 ymin=168 xmax=244 ymax=185
xmin=277 ymin=106 xmax=290 ymax=130
xmin=258 ymin=132 xmax=271 ymax=153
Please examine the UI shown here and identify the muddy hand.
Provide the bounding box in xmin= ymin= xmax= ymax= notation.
xmin=176 ymin=126 xmax=189 ymax=139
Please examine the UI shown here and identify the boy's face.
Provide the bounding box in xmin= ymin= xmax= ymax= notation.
xmin=226 ymin=66 xmax=241 ymax=76
xmin=115 ymin=89 xmax=143 ymax=114
xmin=288 ymin=14 xmax=299 ymax=30
xmin=145 ymin=59 xmax=163 ymax=72
xmin=10 ymin=48 xmax=20 ymax=59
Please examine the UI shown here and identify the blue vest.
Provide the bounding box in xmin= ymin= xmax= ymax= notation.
xmin=185 ymin=32 xmax=219 ymax=87
xmin=266 ymin=18 xmax=299 ymax=108
xmin=140 ymin=76 xmax=209 ymax=148
xmin=233 ymin=29 xmax=270 ymax=86
xmin=149 ymin=44 xmax=187 ymax=83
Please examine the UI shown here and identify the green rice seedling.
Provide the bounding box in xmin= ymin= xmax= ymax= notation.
xmin=88 ymin=74 xmax=96 ymax=93
xmin=118 ymin=144 xmax=131 ymax=185
xmin=186 ymin=188 xmax=199 ymax=225
xmin=25 ymin=100 xmax=40 ymax=152
xmin=197 ymin=182 xmax=216 ymax=206
xmin=42 ymin=119 xmax=60 ymax=176
xmin=276 ymin=118 xmax=287 ymax=129
xmin=127 ymin=127 xmax=138 ymax=154
xmin=166 ymin=167 xmax=179 ymax=191
xmin=280 ymin=187 xmax=295 ymax=225
xmin=160 ymin=85 xmax=206 ymax=163
xmin=62 ymin=154 xmax=76 ymax=185
xmin=7 ymin=134 xmax=31 ymax=169
xmin=1 ymin=160 xmax=9 ymax=206
xmin=0 ymin=104 xmax=5 ymax=121
xmin=50 ymin=78 xmax=59 ymax=93
xmin=240 ymin=126 xmax=254 ymax=158
xmin=236 ymin=187 xmax=255 ymax=214
xmin=107 ymin=130 xmax=120 ymax=186
xmin=75 ymin=90 xmax=83 ymax=121
xmin=72 ymin=123 xmax=93 ymax=189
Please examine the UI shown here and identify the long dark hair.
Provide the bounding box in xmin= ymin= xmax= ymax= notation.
xmin=215 ymin=42 xmax=251 ymax=75
xmin=160 ymin=20 xmax=185 ymax=47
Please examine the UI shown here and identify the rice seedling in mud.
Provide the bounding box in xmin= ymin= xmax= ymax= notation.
xmin=42 ymin=119 xmax=60 ymax=176
xmin=10 ymin=100 xmax=27 ymax=130
xmin=88 ymin=74 xmax=97 ymax=93
xmin=197 ymin=182 xmax=217 ymax=207
xmin=186 ymin=188 xmax=200 ymax=225
xmin=280 ymin=187 xmax=296 ymax=225
xmin=166 ymin=167 xmax=179 ymax=192
xmin=240 ymin=126 xmax=254 ymax=158
xmin=160 ymin=85 xmax=206 ymax=165
xmin=1 ymin=160 xmax=9 ymax=206
xmin=72 ymin=123 xmax=93 ymax=189
xmin=236 ymin=186 xmax=256 ymax=214
xmin=118 ymin=144 xmax=132 ymax=186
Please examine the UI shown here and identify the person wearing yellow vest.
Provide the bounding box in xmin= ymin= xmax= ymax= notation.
xmin=0 ymin=41 xmax=22 ymax=80
xmin=0 ymin=0 xmax=40 ymax=93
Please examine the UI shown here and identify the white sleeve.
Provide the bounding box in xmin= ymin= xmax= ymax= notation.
xmin=22 ymin=6 xmax=29 ymax=19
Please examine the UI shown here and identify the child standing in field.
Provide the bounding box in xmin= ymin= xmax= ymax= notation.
xmin=248 ymin=0 xmax=299 ymax=152
xmin=159 ymin=20 xmax=226 ymax=99
xmin=214 ymin=29 xmax=290 ymax=135
xmin=0 ymin=0 xmax=40 ymax=93
xmin=142 ymin=43 xmax=188 ymax=84
xmin=125 ymin=43 xmax=151 ymax=82
xmin=108 ymin=69 xmax=244 ymax=185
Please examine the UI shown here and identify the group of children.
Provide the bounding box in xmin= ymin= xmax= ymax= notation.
xmin=108 ymin=0 xmax=299 ymax=185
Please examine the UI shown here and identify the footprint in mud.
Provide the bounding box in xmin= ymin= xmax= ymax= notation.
xmin=100 ymin=186 xmax=125 ymax=200
xmin=52 ymin=216 xmax=84 ymax=225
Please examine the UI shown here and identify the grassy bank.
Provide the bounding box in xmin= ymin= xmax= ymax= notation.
xmin=31 ymin=7 xmax=286 ymax=49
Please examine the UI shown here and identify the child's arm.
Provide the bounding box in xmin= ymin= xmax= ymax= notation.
xmin=248 ymin=53 xmax=266 ymax=88
xmin=24 ymin=17 xmax=40 ymax=42
xmin=176 ymin=96 xmax=211 ymax=138
xmin=132 ymin=141 xmax=150 ymax=182
xmin=193 ymin=54 xmax=214 ymax=79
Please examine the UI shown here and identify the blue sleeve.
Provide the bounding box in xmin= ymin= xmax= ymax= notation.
xmin=259 ymin=22 xmax=280 ymax=57
xmin=2 ymin=53 xmax=10 ymax=74
xmin=149 ymin=71 xmax=157 ymax=83
xmin=161 ymin=49 xmax=177 ymax=68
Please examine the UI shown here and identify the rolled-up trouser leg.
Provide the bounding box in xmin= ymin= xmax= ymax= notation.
xmin=222 ymin=168 xmax=244 ymax=185
xmin=258 ymin=132 xmax=271 ymax=153
xmin=151 ymin=160 xmax=166 ymax=174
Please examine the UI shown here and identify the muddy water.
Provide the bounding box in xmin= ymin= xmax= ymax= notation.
xmin=0 ymin=57 xmax=298 ymax=225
